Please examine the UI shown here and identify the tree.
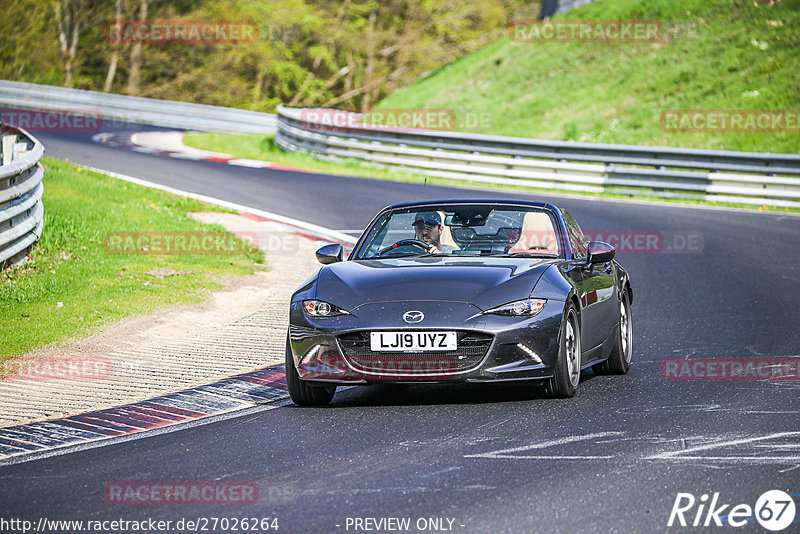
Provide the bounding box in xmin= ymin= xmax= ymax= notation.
xmin=0 ymin=1 xmax=60 ymax=85
xmin=104 ymin=0 xmax=125 ymax=92
xmin=127 ymin=0 xmax=149 ymax=95
xmin=54 ymin=0 xmax=91 ymax=87
xmin=5 ymin=0 xmax=539 ymax=109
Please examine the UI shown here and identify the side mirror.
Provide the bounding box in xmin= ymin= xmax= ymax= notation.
xmin=316 ymin=243 xmax=343 ymax=265
xmin=587 ymin=241 xmax=615 ymax=264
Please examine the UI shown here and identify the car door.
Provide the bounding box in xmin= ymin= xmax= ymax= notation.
xmin=561 ymin=210 xmax=617 ymax=352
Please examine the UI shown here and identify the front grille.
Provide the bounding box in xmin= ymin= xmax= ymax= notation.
xmin=337 ymin=331 xmax=493 ymax=375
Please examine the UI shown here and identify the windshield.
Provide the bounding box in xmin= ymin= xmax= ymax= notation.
xmin=354 ymin=205 xmax=562 ymax=259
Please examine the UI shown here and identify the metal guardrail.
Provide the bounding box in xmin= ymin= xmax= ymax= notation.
xmin=0 ymin=80 xmax=277 ymax=134
xmin=275 ymin=105 xmax=800 ymax=208
xmin=0 ymin=125 xmax=45 ymax=266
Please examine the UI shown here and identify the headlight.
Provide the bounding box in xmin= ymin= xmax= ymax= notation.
xmin=303 ymin=300 xmax=350 ymax=317
xmin=483 ymin=298 xmax=546 ymax=317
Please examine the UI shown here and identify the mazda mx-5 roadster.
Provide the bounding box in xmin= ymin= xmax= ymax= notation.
xmin=286 ymin=200 xmax=633 ymax=405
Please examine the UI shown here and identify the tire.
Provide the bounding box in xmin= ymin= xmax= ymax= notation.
xmin=544 ymin=303 xmax=581 ymax=398
xmin=594 ymin=292 xmax=632 ymax=375
xmin=285 ymin=334 xmax=336 ymax=406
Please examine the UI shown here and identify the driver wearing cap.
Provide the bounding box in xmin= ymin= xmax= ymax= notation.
xmin=413 ymin=212 xmax=453 ymax=253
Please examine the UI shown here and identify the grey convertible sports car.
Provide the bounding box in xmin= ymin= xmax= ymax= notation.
xmin=286 ymin=200 xmax=633 ymax=405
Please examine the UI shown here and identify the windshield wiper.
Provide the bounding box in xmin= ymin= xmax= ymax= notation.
xmin=362 ymin=252 xmax=432 ymax=259
xmin=494 ymin=252 xmax=558 ymax=258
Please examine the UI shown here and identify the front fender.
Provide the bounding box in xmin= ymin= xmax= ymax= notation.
xmin=614 ymin=261 xmax=632 ymax=304
xmin=530 ymin=264 xmax=571 ymax=302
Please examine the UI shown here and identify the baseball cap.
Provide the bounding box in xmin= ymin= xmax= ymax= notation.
xmin=413 ymin=211 xmax=442 ymax=226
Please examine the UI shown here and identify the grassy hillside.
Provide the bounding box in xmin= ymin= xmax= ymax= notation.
xmin=377 ymin=0 xmax=800 ymax=153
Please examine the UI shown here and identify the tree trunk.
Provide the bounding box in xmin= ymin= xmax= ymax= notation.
xmin=323 ymin=67 xmax=406 ymax=108
xmin=104 ymin=53 xmax=118 ymax=92
xmin=301 ymin=66 xmax=350 ymax=106
xmin=127 ymin=0 xmax=148 ymax=96
xmin=55 ymin=0 xmax=85 ymax=88
xmin=344 ymin=50 xmax=355 ymax=94
xmin=103 ymin=0 xmax=122 ymax=92
xmin=360 ymin=10 xmax=376 ymax=111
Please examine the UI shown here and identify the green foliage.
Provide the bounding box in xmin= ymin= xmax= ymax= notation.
xmin=6 ymin=0 xmax=795 ymax=153
xmin=378 ymin=0 xmax=800 ymax=153
xmin=0 ymin=1 xmax=63 ymax=85
xmin=0 ymin=158 xmax=262 ymax=359
xmin=0 ymin=0 xmax=536 ymax=111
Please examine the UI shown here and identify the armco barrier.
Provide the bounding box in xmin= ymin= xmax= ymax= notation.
xmin=0 ymin=124 xmax=45 ymax=265
xmin=0 ymin=80 xmax=276 ymax=134
xmin=275 ymin=105 xmax=800 ymax=208
xmin=2 ymin=82 xmax=796 ymax=207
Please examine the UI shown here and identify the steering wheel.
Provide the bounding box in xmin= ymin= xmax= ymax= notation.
xmin=377 ymin=239 xmax=433 ymax=256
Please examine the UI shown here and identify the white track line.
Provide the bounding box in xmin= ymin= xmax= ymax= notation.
xmin=464 ymin=431 xmax=623 ymax=459
xmin=647 ymin=431 xmax=800 ymax=460
xmin=78 ymin=164 xmax=358 ymax=244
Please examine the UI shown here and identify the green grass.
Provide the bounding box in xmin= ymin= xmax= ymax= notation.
xmin=377 ymin=0 xmax=800 ymax=154
xmin=0 ymin=158 xmax=263 ymax=361
xmin=184 ymin=132 xmax=799 ymax=213
xmin=185 ymin=0 xmax=800 ymax=213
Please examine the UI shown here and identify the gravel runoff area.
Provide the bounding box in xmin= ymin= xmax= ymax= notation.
xmin=0 ymin=212 xmax=323 ymax=427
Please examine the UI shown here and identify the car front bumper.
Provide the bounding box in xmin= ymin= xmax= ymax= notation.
xmin=288 ymin=299 xmax=564 ymax=384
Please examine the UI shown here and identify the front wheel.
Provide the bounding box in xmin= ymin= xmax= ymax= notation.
xmin=594 ymin=292 xmax=632 ymax=375
xmin=544 ymin=303 xmax=581 ymax=398
xmin=285 ymin=334 xmax=336 ymax=406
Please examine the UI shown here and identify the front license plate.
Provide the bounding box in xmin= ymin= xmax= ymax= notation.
xmin=370 ymin=331 xmax=457 ymax=352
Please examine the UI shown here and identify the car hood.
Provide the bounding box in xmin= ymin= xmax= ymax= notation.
xmin=315 ymin=256 xmax=554 ymax=312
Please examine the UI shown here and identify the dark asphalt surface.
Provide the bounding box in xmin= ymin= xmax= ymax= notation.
xmin=1 ymin=127 xmax=799 ymax=533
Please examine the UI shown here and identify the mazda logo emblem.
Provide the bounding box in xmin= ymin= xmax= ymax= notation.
xmin=403 ymin=310 xmax=424 ymax=324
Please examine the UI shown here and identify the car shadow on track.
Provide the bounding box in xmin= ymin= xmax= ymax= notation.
xmin=318 ymin=371 xmax=600 ymax=407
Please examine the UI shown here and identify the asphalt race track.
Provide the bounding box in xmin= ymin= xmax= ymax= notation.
xmin=1 ymin=125 xmax=799 ymax=532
